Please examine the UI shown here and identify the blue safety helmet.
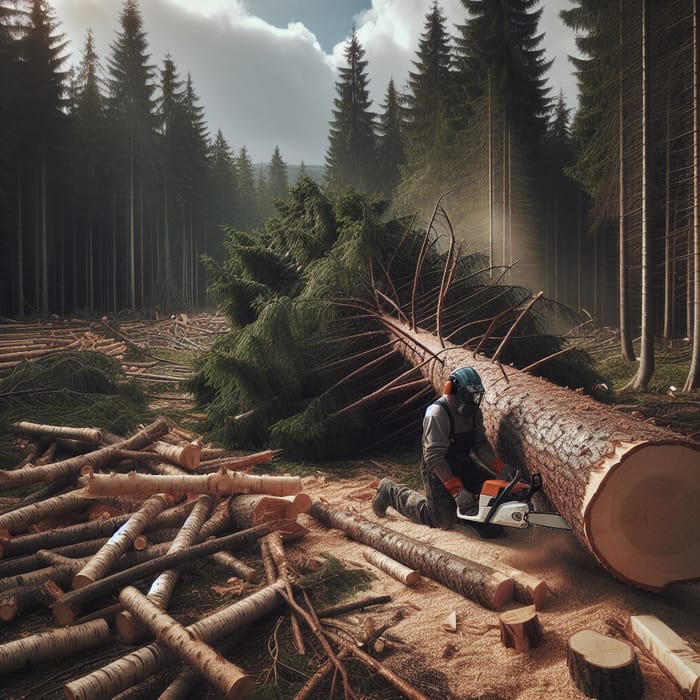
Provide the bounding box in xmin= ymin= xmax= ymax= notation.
xmin=446 ymin=366 xmax=485 ymax=407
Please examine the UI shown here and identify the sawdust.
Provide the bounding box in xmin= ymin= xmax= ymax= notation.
xmin=295 ymin=474 xmax=700 ymax=700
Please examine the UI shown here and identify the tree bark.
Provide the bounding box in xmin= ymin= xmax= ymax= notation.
xmin=72 ymin=494 xmax=173 ymax=589
xmin=386 ymin=316 xmax=700 ymax=591
xmin=309 ymin=502 xmax=513 ymax=610
xmin=119 ymin=586 xmax=253 ymax=700
xmin=79 ymin=468 xmax=302 ymax=499
xmin=0 ymin=620 xmax=109 ymax=675
xmin=567 ymin=629 xmax=643 ymax=700
xmin=63 ymin=581 xmax=285 ymax=700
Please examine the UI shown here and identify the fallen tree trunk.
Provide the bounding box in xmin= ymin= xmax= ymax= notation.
xmin=386 ymin=316 xmax=700 ymax=591
xmin=116 ymin=494 xmax=213 ymax=644
xmin=308 ymin=502 xmax=512 ymax=610
xmin=0 ymin=500 xmax=193 ymax=559
xmin=12 ymin=421 xmax=104 ymax=445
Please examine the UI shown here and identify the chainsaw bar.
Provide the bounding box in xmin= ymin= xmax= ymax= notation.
xmin=525 ymin=512 xmax=571 ymax=531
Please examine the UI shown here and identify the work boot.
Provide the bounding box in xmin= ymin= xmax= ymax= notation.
xmin=372 ymin=478 xmax=394 ymax=518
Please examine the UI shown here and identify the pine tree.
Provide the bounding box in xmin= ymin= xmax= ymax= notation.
xmin=325 ymin=29 xmax=377 ymax=193
xmin=376 ymin=78 xmax=405 ymax=199
xmin=106 ymin=0 xmax=156 ymax=310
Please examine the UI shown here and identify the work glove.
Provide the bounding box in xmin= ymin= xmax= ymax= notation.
xmin=454 ymin=488 xmax=476 ymax=513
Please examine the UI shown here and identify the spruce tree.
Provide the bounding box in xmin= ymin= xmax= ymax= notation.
xmin=376 ymin=78 xmax=405 ymax=199
xmin=236 ymin=145 xmax=260 ymax=231
xmin=207 ymin=129 xmax=238 ymax=263
xmin=325 ymin=29 xmax=377 ymax=194
xmin=17 ymin=0 xmax=70 ymax=314
xmin=68 ymin=28 xmax=108 ymax=310
xmin=106 ymin=0 xmax=156 ymax=310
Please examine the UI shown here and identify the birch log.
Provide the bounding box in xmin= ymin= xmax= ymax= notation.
xmin=362 ymin=547 xmax=421 ymax=586
xmin=119 ymin=586 xmax=253 ymax=700
xmin=309 ymin=501 xmax=512 ymax=610
xmin=386 ymin=316 xmax=700 ymax=590
xmin=72 ymin=494 xmax=173 ymax=588
xmin=64 ymin=581 xmax=285 ymax=700
xmin=79 ymin=468 xmax=302 ymax=498
xmin=0 ymin=489 xmax=92 ymax=536
xmin=12 ymin=421 xmax=104 ymax=445
xmin=115 ymin=494 xmax=213 ymax=644
xmin=0 ymin=620 xmax=109 ymax=675
xmin=0 ymin=418 xmax=170 ymax=490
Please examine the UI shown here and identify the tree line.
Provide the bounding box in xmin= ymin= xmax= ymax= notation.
xmin=0 ymin=0 xmax=293 ymax=317
xmin=1 ymin=0 xmax=699 ymax=391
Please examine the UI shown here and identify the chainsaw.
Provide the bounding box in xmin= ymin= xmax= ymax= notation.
xmin=456 ymin=470 xmax=571 ymax=531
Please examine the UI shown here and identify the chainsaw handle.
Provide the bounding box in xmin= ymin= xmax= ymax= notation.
xmin=483 ymin=469 xmax=522 ymax=525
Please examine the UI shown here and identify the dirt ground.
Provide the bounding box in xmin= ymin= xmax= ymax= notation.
xmin=292 ymin=471 xmax=700 ymax=700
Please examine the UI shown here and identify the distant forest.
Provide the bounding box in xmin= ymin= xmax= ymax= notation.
xmin=1 ymin=0 xmax=699 ymax=389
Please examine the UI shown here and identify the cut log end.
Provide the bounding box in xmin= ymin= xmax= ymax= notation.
xmin=225 ymin=675 xmax=254 ymax=700
xmin=567 ymin=629 xmax=643 ymax=700
xmin=586 ymin=443 xmax=700 ymax=590
xmin=52 ymin=600 xmax=76 ymax=627
xmin=494 ymin=580 xmax=515 ymax=611
xmin=71 ymin=574 xmax=95 ymax=590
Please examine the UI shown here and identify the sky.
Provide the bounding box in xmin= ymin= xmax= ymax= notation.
xmin=52 ymin=0 xmax=579 ymax=166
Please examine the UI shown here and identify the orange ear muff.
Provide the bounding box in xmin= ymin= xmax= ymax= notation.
xmin=444 ymin=380 xmax=453 ymax=395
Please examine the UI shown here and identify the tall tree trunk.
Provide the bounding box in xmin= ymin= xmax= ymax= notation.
xmin=40 ymin=158 xmax=49 ymax=313
xmin=628 ymin=0 xmax=655 ymax=389
xmin=619 ymin=0 xmax=635 ymax=361
xmin=488 ymin=72 xmax=494 ymax=274
xmin=15 ymin=160 xmax=23 ymax=318
xmin=685 ymin=0 xmax=700 ymax=390
xmin=663 ymin=92 xmax=673 ymax=341
xmin=128 ymin=138 xmax=136 ymax=310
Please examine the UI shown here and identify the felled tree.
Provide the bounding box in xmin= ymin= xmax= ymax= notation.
xmin=190 ymin=178 xmax=597 ymax=460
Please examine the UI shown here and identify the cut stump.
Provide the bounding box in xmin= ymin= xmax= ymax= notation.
xmin=498 ymin=605 xmax=543 ymax=652
xmin=567 ymin=629 xmax=643 ymax=700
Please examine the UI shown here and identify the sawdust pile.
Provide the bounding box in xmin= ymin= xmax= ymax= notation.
xmin=297 ymin=474 xmax=700 ymax=700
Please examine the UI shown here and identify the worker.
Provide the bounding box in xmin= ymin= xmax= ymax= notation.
xmin=372 ymin=366 xmax=516 ymax=533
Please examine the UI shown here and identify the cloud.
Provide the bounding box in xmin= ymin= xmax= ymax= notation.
xmin=52 ymin=0 xmax=577 ymax=166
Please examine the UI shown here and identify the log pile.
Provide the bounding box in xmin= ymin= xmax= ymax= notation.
xmin=0 ymin=418 xmax=443 ymax=699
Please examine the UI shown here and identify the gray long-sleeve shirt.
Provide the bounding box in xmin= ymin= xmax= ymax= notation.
xmin=422 ymin=395 xmax=498 ymax=484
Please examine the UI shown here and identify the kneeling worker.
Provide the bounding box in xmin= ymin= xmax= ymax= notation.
xmin=372 ymin=366 xmax=516 ymax=530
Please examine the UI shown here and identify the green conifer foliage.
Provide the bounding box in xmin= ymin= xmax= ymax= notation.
xmin=190 ymin=181 xmax=598 ymax=460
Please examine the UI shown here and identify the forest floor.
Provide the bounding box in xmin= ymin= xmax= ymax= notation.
xmin=0 ymin=313 xmax=698 ymax=699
